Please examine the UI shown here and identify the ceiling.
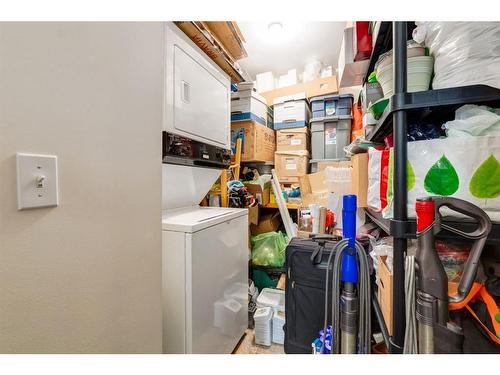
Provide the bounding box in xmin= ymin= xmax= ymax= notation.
xmin=237 ymin=21 xmax=346 ymax=80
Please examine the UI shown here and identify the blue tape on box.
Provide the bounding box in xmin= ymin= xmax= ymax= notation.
xmin=273 ymin=120 xmax=308 ymax=130
xmin=231 ymin=112 xmax=266 ymax=126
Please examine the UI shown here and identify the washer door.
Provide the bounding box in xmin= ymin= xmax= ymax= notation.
xmin=186 ymin=214 xmax=248 ymax=353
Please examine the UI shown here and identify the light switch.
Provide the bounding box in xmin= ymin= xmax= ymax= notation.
xmin=16 ymin=153 xmax=59 ymax=210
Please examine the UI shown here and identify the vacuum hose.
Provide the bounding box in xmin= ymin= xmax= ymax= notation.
xmin=321 ymin=239 xmax=371 ymax=354
xmin=403 ymin=255 xmax=418 ymax=354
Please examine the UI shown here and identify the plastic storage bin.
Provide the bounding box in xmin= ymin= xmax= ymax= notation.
xmin=311 ymin=116 xmax=352 ymax=160
xmin=310 ymin=94 xmax=354 ymax=118
xmin=309 ymin=158 xmax=351 ymax=173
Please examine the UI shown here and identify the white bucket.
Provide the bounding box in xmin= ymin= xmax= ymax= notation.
xmin=377 ymin=56 xmax=434 ymax=98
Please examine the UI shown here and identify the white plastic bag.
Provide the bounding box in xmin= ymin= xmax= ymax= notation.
xmin=443 ymin=105 xmax=500 ymax=137
xmin=413 ymin=22 xmax=500 ymax=89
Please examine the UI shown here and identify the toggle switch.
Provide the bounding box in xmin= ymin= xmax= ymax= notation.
xmin=16 ymin=153 xmax=59 ymax=210
xmin=36 ymin=175 xmax=46 ymax=188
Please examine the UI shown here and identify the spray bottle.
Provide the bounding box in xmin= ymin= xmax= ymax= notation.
xmin=415 ymin=196 xmax=491 ymax=354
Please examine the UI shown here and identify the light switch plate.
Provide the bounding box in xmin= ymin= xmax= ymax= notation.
xmin=16 ymin=153 xmax=59 ymax=210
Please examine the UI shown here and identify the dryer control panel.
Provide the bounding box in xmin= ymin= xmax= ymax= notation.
xmin=162 ymin=132 xmax=231 ymax=169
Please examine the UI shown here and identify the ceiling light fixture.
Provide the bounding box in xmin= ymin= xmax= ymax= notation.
xmin=268 ymin=22 xmax=284 ymax=37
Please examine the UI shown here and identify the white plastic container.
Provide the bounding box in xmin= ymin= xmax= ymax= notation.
xmin=256 ymin=71 xmax=275 ymax=93
xmin=376 ymin=56 xmax=434 ymax=98
xmin=254 ymin=306 xmax=273 ymax=346
xmin=272 ymin=307 xmax=285 ymax=345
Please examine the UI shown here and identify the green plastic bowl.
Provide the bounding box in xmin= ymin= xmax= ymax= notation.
xmin=369 ymin=97 xmax=389 ymax=119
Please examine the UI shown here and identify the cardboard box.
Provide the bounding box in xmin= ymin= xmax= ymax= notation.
xmin=174 ymin=21 xmax=244 ymax=83
xmin=351 ymin=153 xmax=368 ymax=208
xmin=297 ymin=230 xmax=312 ymax=239
xmin=250 ymin=211 xmax=281 ymax=235
xmin=377 ymin=256 xmax=393 ymax=336
xmin=273 ymin=93 xmax=311 ymax=129
xmin=248 ymin=205 xmax=259 ymax=226
xmin=204 ymin=21 xmax=247 ymax=60
xmin=312 ymin=153 xmax=368 ymax=207
xmin=299 ymin=171 xmax=330 ymax=207
xmin=231 ymin=89 xmax=268 ymax=126
xmin=231 ymin=121 xmax=275 ymax=162
xmin=245 ymin=181 xmax=271 ymax=206
xmin=260 ymin=76 xmax=338 ymax=106
xmin=276 ymin=273 xmax=286 ymax=290
xmin=276 ymin=127 xmax=311 ymax=152
xmin=275 ymin=150 xmax=310 ymax=180
xmin=278 ymin=176 xmax=300 ymax=184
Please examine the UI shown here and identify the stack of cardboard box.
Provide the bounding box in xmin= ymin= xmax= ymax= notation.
xmin=273 ymin=93 xmax=311 ymax=184
xmin=230 ymin=83 xmax=275 ymax=163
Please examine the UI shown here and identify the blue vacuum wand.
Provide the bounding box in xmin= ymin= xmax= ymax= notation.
xmin=326 ymin=195 xmax=371 ymax=354
xmin=340 ymin=195 xmax=358 ymax=354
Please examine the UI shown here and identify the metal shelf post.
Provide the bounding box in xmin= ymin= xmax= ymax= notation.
xmin=390 ymin=21 xmax=408 ymax=353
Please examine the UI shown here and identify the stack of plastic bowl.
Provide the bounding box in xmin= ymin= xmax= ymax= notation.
xmin=376 ymin=55 xmax=434 ymax=98
xmin=254 ymin=306 xmax=273 ymax=346
xmin=272 ymin=307 xmax=285 ymax=345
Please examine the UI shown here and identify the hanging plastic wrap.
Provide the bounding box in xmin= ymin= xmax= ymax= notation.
xmin=413 ymin=22 xmax=500 ymax=89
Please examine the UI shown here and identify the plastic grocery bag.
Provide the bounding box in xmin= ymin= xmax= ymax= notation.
xmin=383 ymin=136 xmax=500 ymax=221
xmin=251 ymin=231 xmax=288 ymax=268
xmin=367 ymin=147 xmax=390 ymax=212
xmin=413 ymin=22 xmax=500 ymax=89
xmin=443 ymin=105 xmax=500 ymax=137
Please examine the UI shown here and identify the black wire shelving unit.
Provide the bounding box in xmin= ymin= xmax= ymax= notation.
xmin=364 ymin=21 xmax=500 ymax=353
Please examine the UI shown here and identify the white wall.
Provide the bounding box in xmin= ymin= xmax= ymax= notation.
xmin=237 ymin=22 xmax=346 ymax=79
xmin=0 ymin=23 xmax=163 ymax=353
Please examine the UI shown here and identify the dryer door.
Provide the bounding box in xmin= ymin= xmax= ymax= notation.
xmin=164 ymin=23 xmax=230 ymax=149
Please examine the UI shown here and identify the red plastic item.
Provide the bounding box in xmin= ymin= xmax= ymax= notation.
xmin=415 ymin=198 xmax=435 ymax=232
xmin=326 ymin=210 xmax=334 ymax=227
xmin=354 ymin=21 xmax=373 ymax=61
xmin=380 ymin=149 xmax=390 ymax=211
xmin=325 ymin=210 xmax=335 ymax=233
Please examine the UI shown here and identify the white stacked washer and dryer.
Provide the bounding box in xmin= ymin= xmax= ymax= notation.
xmin=161 ymin=22 xmax=248 ymax=354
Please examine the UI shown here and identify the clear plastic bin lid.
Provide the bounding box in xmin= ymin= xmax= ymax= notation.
xmin=256 ymin=288 xmax=285 ymax=309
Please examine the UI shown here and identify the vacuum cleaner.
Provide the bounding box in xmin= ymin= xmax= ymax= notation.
xmin=415 ymin=196 xmax=491 ymax=354
xmin=322 ymin=195 xmax=371 ymax=354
